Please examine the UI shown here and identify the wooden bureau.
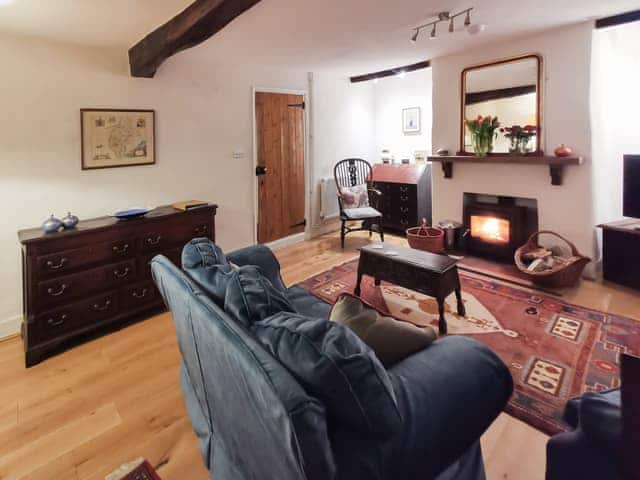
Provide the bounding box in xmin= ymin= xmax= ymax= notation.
xmin=371 ymin=163 xmax=432 ymax=234
xmin=18 ymin=204 xmax=217 ymax=367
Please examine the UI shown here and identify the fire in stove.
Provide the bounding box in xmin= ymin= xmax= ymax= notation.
xmin=470 ymin=215 xmax=510 ymax=244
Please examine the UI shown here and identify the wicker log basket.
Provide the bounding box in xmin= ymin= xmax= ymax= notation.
xmin=514 ymin=230 xmax=591 ymax=288
xmin=406 ymin=219 xmax=445 ymax=254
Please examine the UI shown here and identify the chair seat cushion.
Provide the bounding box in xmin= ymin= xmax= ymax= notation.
xmin=224 ymin=266 xmax=297 ymax=327
xmin=343 ymin=206 xmax=382 ymax=220
xmin=330 ymin=293 xmax=436 ymax=367
xmin=251 ymin=312 xmax=402 ymax=438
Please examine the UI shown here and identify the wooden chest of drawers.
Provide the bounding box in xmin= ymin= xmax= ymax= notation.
xmin=371 ymin=163 xmax=432 ymax=234
xmin=18 ymin=205 xmax=217 ymax=367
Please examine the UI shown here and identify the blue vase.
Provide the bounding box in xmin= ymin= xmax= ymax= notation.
xmin=42 ymin=215 xmax=63 ymax=234
xmin=61 ymin=212 xmax=79 ymax=229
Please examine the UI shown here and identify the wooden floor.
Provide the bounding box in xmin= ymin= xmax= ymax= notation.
xmin=0 ymin=231 xmax=638 ymax=480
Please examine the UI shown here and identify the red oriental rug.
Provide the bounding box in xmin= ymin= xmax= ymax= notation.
xmin=297 ymin=259 xmax=640 ymax=435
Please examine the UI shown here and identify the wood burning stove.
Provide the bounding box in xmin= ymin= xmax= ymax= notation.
xmin=463 ymin=194 xmax=538 ymax=260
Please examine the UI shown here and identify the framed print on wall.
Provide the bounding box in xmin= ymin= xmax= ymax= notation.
xmin=402 ymin=107 xmax=421 ymax=134
xmin=81 ymin=109 xmax=155 ymax=170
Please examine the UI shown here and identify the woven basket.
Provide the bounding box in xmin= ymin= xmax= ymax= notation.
xmin=514 ymin=230 xmax=591 ymax=288
xmin=406 ymin=220 xmax=445 ymax=254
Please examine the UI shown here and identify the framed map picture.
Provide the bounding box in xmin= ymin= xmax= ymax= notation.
xmin=81 ymin=109 xmax=155 ymax=170
xmin=402 ymin=107 xmax=421 ymax=134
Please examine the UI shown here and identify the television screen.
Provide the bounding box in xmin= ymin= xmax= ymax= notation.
xmin=623 ymin=155 xmax=640 ymax=219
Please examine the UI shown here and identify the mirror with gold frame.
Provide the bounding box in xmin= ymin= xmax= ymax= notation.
xmin=460 ymin=54 xmax=543 ymax=155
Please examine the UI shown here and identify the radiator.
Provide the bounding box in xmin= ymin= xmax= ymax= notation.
xmin=319 ymin=177 xmax=339 ymax=220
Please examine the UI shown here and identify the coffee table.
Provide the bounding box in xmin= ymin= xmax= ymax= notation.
xmin=354 ymin=243 xmax=465 ymax=334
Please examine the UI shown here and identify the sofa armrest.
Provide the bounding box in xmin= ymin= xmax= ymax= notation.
xmin=387 ymin=335 xmax=513 ymax=478
xmin=227 ymin=245 xmax=287 ymax=291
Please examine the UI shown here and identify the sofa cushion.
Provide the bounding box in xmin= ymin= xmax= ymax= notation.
xmin=224 ymin=266 xmax=297 ymax=327
xmin=330 ymin=293 xmax=436 ymax=367
xmin=285 ymin=285 xmax=332 ymax=319
xmin=182 ymin=238 xmax=232 ymax=305
xmin=251 ymin=311 xmax=402 ymax=438
xmin=579 ymin=390 xmax=622 ymax=455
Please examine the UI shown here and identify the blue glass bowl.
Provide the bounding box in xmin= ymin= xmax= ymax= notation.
xmin=112 ymin=207 xmax=153 ymax=219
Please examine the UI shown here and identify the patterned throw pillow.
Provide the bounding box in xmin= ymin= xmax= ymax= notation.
xmin=339 ymin=183 xmax=370 ymax=209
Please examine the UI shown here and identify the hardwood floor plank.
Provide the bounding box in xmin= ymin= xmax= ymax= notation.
xmin=0 ymin=403 xmax=121 ymax=479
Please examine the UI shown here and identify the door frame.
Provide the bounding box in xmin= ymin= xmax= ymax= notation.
xmin=251 ymin=86 xmax=312 ymax=245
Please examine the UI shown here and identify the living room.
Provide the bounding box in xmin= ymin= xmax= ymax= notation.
xmin=0 ymin=1 xmax=639 ymax=479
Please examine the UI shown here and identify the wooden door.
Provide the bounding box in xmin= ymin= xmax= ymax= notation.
xmin=255 ymin=92 xmax=306 ymax=243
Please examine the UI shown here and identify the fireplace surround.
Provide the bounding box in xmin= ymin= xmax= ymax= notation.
xmin=463 ymin=193 xmax=538 ymax=260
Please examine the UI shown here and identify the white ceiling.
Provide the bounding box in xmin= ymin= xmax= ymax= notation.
xmin=0 ymin=0 xmax=638 ymax=76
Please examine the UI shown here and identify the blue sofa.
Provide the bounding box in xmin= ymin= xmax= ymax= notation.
xmin=546 ymin=389 xmax=623 ymax=479
xmin=151 ymin=243 xmax=513 ymax=480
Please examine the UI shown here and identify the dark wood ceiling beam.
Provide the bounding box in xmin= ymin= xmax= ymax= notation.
xmin=129 ymin=0 xmax=262 ymax=78
xmin=595 ymin=9 xmax=640 ymax=29
xmin=465 ymin=85 xmax=537 ymax=106
xmin=350 ymin=60 xmax=431 ymax=83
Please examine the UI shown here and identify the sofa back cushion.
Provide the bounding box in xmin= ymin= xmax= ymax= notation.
xmin=151 ymin=255 xmax=336 ymax=480
xmin=182 ymin=238 xmax=232 ymax=305
xmin=251 ymin=311 xmax=403 ymax=438
xmin=224 ymin=265 xmax=296 ymax=327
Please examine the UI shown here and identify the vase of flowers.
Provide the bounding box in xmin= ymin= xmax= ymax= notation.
xmin=501 ymin=125 xmax=537 ymax=154
xmin=465 ymin=116 xmax=500 ymax=157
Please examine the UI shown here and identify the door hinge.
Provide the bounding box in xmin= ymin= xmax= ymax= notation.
xmin=291 ymin=219 xmax=307 ymax=228
xmin=287 ymin=102 xmax=305 ymax=109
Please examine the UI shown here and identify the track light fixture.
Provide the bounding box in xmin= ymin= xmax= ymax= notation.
xmin=410 ymin=7 xmax=476 ymax=42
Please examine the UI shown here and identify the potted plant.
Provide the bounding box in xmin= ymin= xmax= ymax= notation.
xmin=465 ymin=116 xmax=500 ymax=157
xmin=501 ymin=125 xmax=537 ymax=155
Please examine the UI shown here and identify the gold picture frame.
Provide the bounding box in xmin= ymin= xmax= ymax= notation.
xmin=81 ymin=109 xmax=156 ymax=170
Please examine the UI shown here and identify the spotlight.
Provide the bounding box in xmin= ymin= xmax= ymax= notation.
xmin=430 ymin=23 xmax=437 ymax=39
xmin=411 ymin=29 xmax=419 ymax=43
xmin=449 ymin=18 xmax=454 ymax=33
xmin=464 ymin=10 xmax=471 ymax=27
xmin=397 ymin=70 xmax=407 ymax=79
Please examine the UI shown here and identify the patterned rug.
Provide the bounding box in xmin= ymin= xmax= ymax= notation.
xmin=297 ymin=259 xmax=640 ymax=435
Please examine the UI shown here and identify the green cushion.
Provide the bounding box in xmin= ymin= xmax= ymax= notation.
xmin=330 ymin=294 xmax=436 ymax=367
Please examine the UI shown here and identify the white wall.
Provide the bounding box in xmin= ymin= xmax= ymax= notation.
xmin=310 ymin=73 xmax=376 ymax=229
xmin=373 ymin=69 xmax=432 ymax=162
xmin=431 ymin=23 xmax=595 ymax=267
xmin=0 ymin=33 xmax=373 ymax=336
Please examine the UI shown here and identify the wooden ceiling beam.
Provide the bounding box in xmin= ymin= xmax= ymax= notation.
xmin=129 ymin=0 xmax=263 ymax=78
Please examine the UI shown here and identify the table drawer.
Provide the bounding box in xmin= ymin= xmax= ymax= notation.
xmin=28 ymin=291 xmax=119 ymax=345
xmin=120 ymin=281 xmax=160 ymax=311
xmin=138 ymin=248 xmax=181 ymax=281
xmin=139 ymin=215 xmax=212 ymax=253
xmin=37 ymin=259 xmax=137 ymax=308
xmin=36 ymin=238 xmax=136 ymax=278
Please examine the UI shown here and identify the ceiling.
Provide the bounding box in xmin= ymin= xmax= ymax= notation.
xmin=0 ymin=0 xmax=637 ymax=76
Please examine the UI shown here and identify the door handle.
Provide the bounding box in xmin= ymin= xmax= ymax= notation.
xmin=255 ymin=166 xmax=268 ymax=176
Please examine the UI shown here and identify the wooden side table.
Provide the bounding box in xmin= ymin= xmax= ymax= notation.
xmin=354 ymin=243 xmax=465 ymax=334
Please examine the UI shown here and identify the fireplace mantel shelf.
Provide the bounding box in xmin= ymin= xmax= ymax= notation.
xmin=428 ymin=155 xmax=584 ymax=186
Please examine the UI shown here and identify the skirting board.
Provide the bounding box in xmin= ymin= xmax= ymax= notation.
xmin=0 ymin=315 xmax=22 ymax=340
xmin=266 ymin=232 xmax=306 ymax=250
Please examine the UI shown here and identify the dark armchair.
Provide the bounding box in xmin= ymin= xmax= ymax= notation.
xmin=334 ymin=158 xmax=384 ymax=248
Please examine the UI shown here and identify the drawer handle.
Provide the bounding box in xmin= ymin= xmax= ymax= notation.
xmin=400 ymin=219 xmax=409 ymax=226
xmin=400 ymin=186 xmax=408 ymax=192
xmin=146 ymin=235 xmax=162 ymax=246
xmin=132 ymin=288 xmax=149 ymax=299
xmin=400 ymin=207 xmax=409 ymax=213
xmin=47 ymin=314 xmax=68 ymax=327
xmin=113 ymin=267 xmax=131 ymax=279
xmin=400 ymin=195 xmax=409 ymax=202
xmin=46 ymin=258 xmax=68 ymax=270
xmin=47 ymin=284 xmax=68 ymax=297
xmin=93 ymin=300 xmax=112 ymax=311
xmin=112 ymin=244 xmax=129 ymax=254
xmin=194 ymin=225 xmax=208 ymax=235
